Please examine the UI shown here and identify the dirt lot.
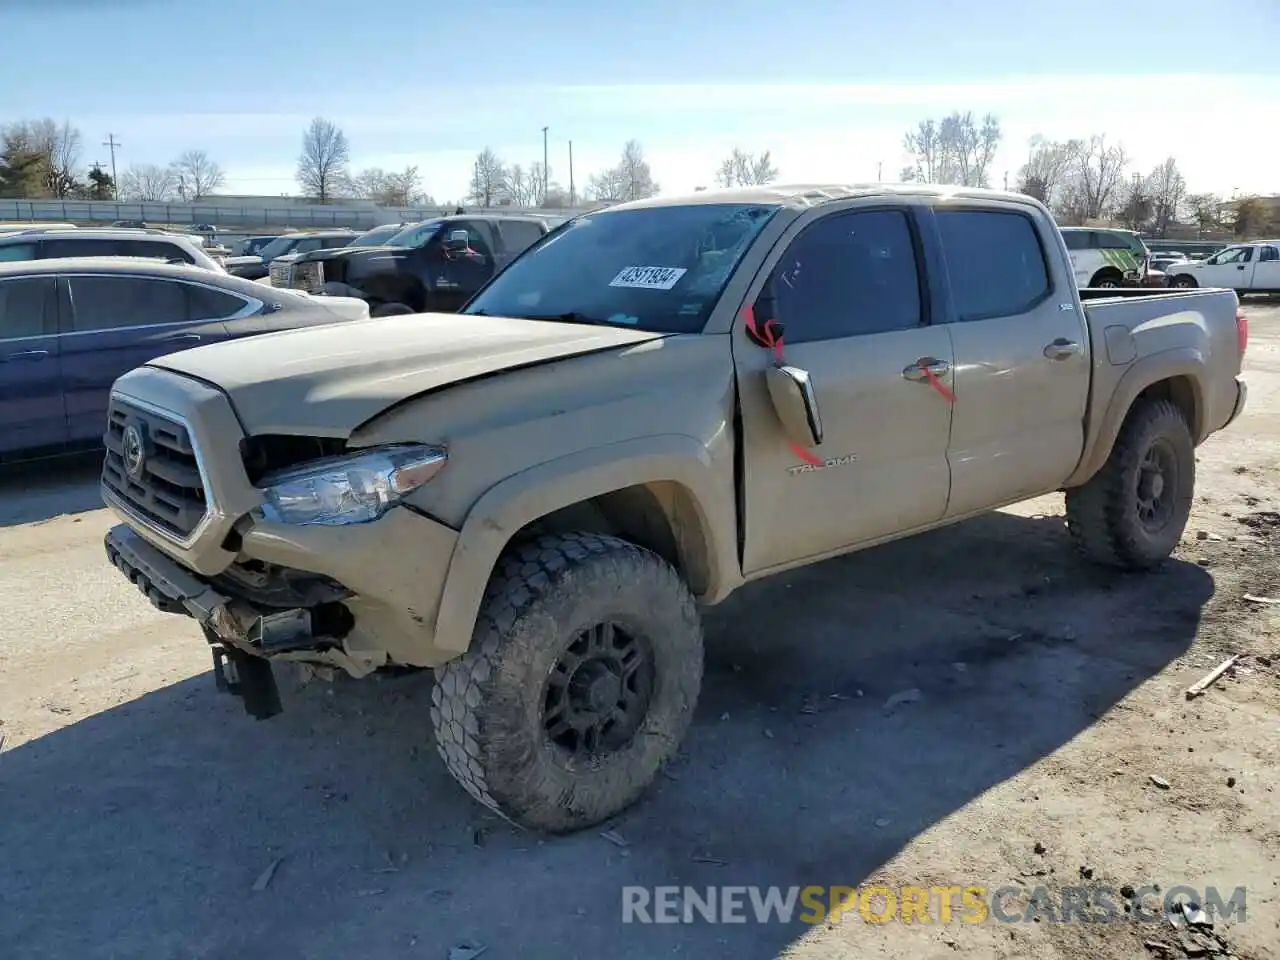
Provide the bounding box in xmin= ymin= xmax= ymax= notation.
xmin=2 ymin=303 xmax=1279 ymax=960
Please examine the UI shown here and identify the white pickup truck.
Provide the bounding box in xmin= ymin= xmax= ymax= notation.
xmin=1166 ymin=240 xmax=1280 ymax=295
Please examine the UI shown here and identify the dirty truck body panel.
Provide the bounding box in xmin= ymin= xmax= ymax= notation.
xmin=99 ymin=183 xmax=1246 ymax=765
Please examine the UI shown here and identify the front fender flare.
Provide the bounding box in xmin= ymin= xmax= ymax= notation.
xmin=431 ymin=434 xmax=739 ymax=655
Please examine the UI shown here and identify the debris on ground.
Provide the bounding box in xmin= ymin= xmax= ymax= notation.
xmin=1150 ymin=775 xmax=1171 ymax=790
xmin=1242 ymin=593 xmax=1280 ymax=605
xmin=1034 ymin=841 xmax=1047 ymax=855
xmin=883 ymin=688 xmax=923 ymax=711
xmin=599 ymin=829 xmax=629 ymax=848
xmin=1227 ymin=776 xmax=1237 ymax=788
xmin=251 ymin=857 xmax=283 ymax=892
xmin=1184 ymin=655 xmax=1242 ymax=700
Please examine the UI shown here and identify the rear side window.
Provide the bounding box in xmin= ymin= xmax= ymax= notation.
xmin=187 ymin=284 xmax=250 ymax=319
xmin=1095 ymin=232 xmax=1132 ymax=250
xmin=1062 ymin=231 xmax=1089 ymax=251
xmin=317 ymin=236 xmax=353 ymax=250
xmin=498 ymin=220 xmax=546 ymax=254
xmin=936 ymin=210 xmax=1051 ymax=321
xmin=41 ymin=238 xmax=126 ymax=258
xmin=119 ymin=239 xmax=195 ymax=264
xmin=0 ymin=277 xmax=52 ymax=338
xmin=0 ymin=242 xmax=38 ymax=262
xmin=1260 ymin=246 xmax=1279 ymax=263
xmin=65 ymin=276 xmax=188 ymax=332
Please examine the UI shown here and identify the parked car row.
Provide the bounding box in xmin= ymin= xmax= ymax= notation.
xmin=0 ymin=256 xmax=370 ymax=461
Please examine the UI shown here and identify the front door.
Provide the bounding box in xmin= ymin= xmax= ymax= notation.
xmin=929 ymin=205 xmax=1090 ymax=516
xmin=59 ymin=273 xmax=231 ymax=442
xmin=735 ymin=205 xmax=955 ymax=575
xmin=1197 ymin=246 xmax=1254 ymax=289
xmin=429 ymin=222 xmax=496 ymax=311
xmin=0 ymin=275 xmax=65 ymax=456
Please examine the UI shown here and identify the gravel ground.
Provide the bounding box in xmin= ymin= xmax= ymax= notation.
xmin=1 ymin=302 xmax=1279 ymax=960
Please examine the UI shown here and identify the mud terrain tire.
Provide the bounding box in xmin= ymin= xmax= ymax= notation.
xmin=431 ymin=532 xmax=703 ymax=833
xmin=1065 ymin=398 xmax=1195 ymax=570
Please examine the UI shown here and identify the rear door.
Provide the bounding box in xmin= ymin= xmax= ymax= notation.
xmin=1253 ymin=245 xmax=1280 ymax=291
xmin=58 ymin=273 xmax=233 ymax=442
xmin=929 ymin=204 xmax=1090 ymax=515
xmin=494 ymin=219 xmax=546 ymax=270
xmin=0 ymin=275 xmax=65 ymax=455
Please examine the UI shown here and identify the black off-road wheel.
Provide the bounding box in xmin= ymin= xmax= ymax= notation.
xmin=1065 ymin=398 xmax=1195 ymax=570
xmin=430 ymin=532 xmax=704 ymax=833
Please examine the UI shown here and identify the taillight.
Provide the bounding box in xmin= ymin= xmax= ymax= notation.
xmin=1237 ymin=308 xmax=1248 ymax=356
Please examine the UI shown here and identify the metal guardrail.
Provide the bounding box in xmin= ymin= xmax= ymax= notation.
xmin=0 ymin=198 xmax=601 ymax=230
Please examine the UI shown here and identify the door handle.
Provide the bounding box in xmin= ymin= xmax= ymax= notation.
xmin=3 ymin=349 xmax=49 ymax=361
xmin=1043 ymin=339 xmax=1082 ymax=361
xmin=1237 ymin=265 xmax=1246 ymax=270
xmin=162 ymin=333 xmax=202 ymax=343
xmin=902 ymin=357 xmax=950 ymax=381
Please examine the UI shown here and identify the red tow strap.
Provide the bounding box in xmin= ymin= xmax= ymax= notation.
xmin=742 ymin=305 xmax=956 ymax=467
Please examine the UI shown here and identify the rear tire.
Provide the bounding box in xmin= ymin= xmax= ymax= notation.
xmin=371 ymin=301 xmax=414 ymax=317
xmin=431 ymin=532 xmax=704 ymax=833
xmin=1171 ymin=274 xmax=1198 ymax=289
xmin=1065 ymin=399 xmax=1195 ymax=570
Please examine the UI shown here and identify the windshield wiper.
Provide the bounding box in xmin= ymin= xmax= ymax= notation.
xmin=517 ymin=311 xmax=615 ymax=327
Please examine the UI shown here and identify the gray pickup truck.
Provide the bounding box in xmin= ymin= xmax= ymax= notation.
xmin=99 ymin=184 xmax=1248 ymax=833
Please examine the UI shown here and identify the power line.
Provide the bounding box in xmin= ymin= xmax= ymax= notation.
xmin=102 ymin=134 xmax=122 ymax=200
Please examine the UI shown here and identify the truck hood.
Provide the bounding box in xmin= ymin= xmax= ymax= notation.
xmin=147 ymin=312 xmax=666 ymax=436
xmin=297 ymin=244 xmax=398 ymax=263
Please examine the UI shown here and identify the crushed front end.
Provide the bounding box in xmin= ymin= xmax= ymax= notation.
xmin=100 ymin=366 xmax=459 ymax=719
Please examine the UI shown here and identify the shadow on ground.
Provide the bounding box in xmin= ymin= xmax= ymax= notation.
xmin=0 ymin=510 xmax=1213 ymax=959
xmin=0 ymin=451 xmax=104 ymax=528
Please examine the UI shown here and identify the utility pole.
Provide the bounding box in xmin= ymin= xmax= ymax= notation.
xmin=1003 ymin=170 xmax=1009 ymax=190
xmin=877 ymin=161 xmax=882 ymax=182
xmin=102 ymin=134 xmax=122 ymax=200
xmin=541 ymin=126 xmax=549 ymax=206
xmin=568 ymin=140 xmax=575 ymax=207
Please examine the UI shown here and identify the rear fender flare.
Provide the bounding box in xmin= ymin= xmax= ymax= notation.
xmin=1064 ymin=347 xmax=1206 ymax=488
xmin=431 ymin=435 xmax=738 ymax=655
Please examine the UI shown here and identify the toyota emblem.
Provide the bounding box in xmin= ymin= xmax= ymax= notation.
xmin=122 ymin=424 xmax=146 ymax=478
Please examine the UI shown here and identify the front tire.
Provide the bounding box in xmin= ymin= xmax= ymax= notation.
xmin=1065 ymin=399 xmax=1195 ymax=570
xmin=1171 ymin=274 xmax=1198 ymax=289
xmin=431 ymin=532 xmax=704 ymax=833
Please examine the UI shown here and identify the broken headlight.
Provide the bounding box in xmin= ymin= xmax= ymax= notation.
xmin=256 ymin=443 xmax=446 ymax=526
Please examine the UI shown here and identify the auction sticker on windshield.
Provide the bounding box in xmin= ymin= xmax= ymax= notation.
xmin=609 ymin=266 xmax=688 ymax=290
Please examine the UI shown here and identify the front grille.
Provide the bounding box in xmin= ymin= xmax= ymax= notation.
xmin=292 ymin=260 xmax=325 ymax=294
xmin=103 ymin=397 xmax=209 ymax=540
xmin=268 ymin=261 xmax=292 ymax=287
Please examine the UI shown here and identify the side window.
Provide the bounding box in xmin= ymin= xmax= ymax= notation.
xmin=453 ymin=222 xmax=493 ymax=257
xmin=292 ymin=239 xmax=321 ymax=254
xmin=1260 ymin=246 xmax=1279 ymax=263
xmin=1214 ymin=248 xmax=1252 ymax=265
xmin=935 ymin=210 xmax=1051 ymax=321
xmin=125 ymin=239 xmax=195 ymax=264
xmin=771 ymin=209 xmax=922 ymax=343
xmin=1062 ymin=232 xmax=1089 ymax=251
xmin=317 ymin=237 xmax=351 ymax=250
xmin=65 ymin=276 xmax=188 ymax=332
xmin=1096 ymin=232 xmax=1131 ymax=249
xmin=42 ymin=238 xmax=125 ymax=258
xmin=0 ymin=242 xmax=38 ymax=262
xmin=498 ymin=220 xmax=546 ymax=254
xmin=187 ymin=284 xmax=251 ymax=320
xmin=0 ymin=277 xmax=53 ymax=338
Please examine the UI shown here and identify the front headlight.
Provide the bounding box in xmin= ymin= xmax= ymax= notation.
xmin=257 ymin=443 xmax=446 ymax=526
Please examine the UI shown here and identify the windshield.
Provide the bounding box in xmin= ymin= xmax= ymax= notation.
xmin=463 ymin=203 xmax=778 ymax=333
xmin=256 ymin=235 xmax=300 ymax=260
xmin=349 ymin=224 xmax=402 ymax=246
xmin=386 ymin=219 xmax=444 ymax=248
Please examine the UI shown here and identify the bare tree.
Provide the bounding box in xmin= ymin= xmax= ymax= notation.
xmin=504 ymin=164 xmax=535 ymax=206
xmin=1183 ymin=193 xmax=1224 ymax=235
xmin=171 ymin=149 xmax=225 ymax=201
xmin=296 ymin=117 xmax=351 ymax=203
xmin=118 ymin=163 xmax=177 ymax=202
xmin=1067 ymin=135 xmax=1128 ymax=222
xmin=467 ymin=148 xmax=509 ymax=206
xmin=902 ymin=112 xmax=1001 ymax=187
xmin=1142 ymin=157 xmax=1186 ymax=238
xmin=354 ymin=166 xmax=421 ymax=205
xmin=715 ymin=148 xmax=779 ymax=188
xmin=587 ymin=140 xmax=659 ymax=202
xmin=1017 ymin=136 xmax=1080 ymax=205
xmin=529 ymin=162 xmax=549 ymax=206
xmin=0 ymin=119 xmax=82 ymax=197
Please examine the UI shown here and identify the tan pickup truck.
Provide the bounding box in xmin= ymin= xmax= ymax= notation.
xmin=100 ymin=184 xmax=1249 ymax=833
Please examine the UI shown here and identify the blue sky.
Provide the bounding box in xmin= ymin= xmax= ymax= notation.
xmin=1 ymin=0 xmax=1277 ymax=201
